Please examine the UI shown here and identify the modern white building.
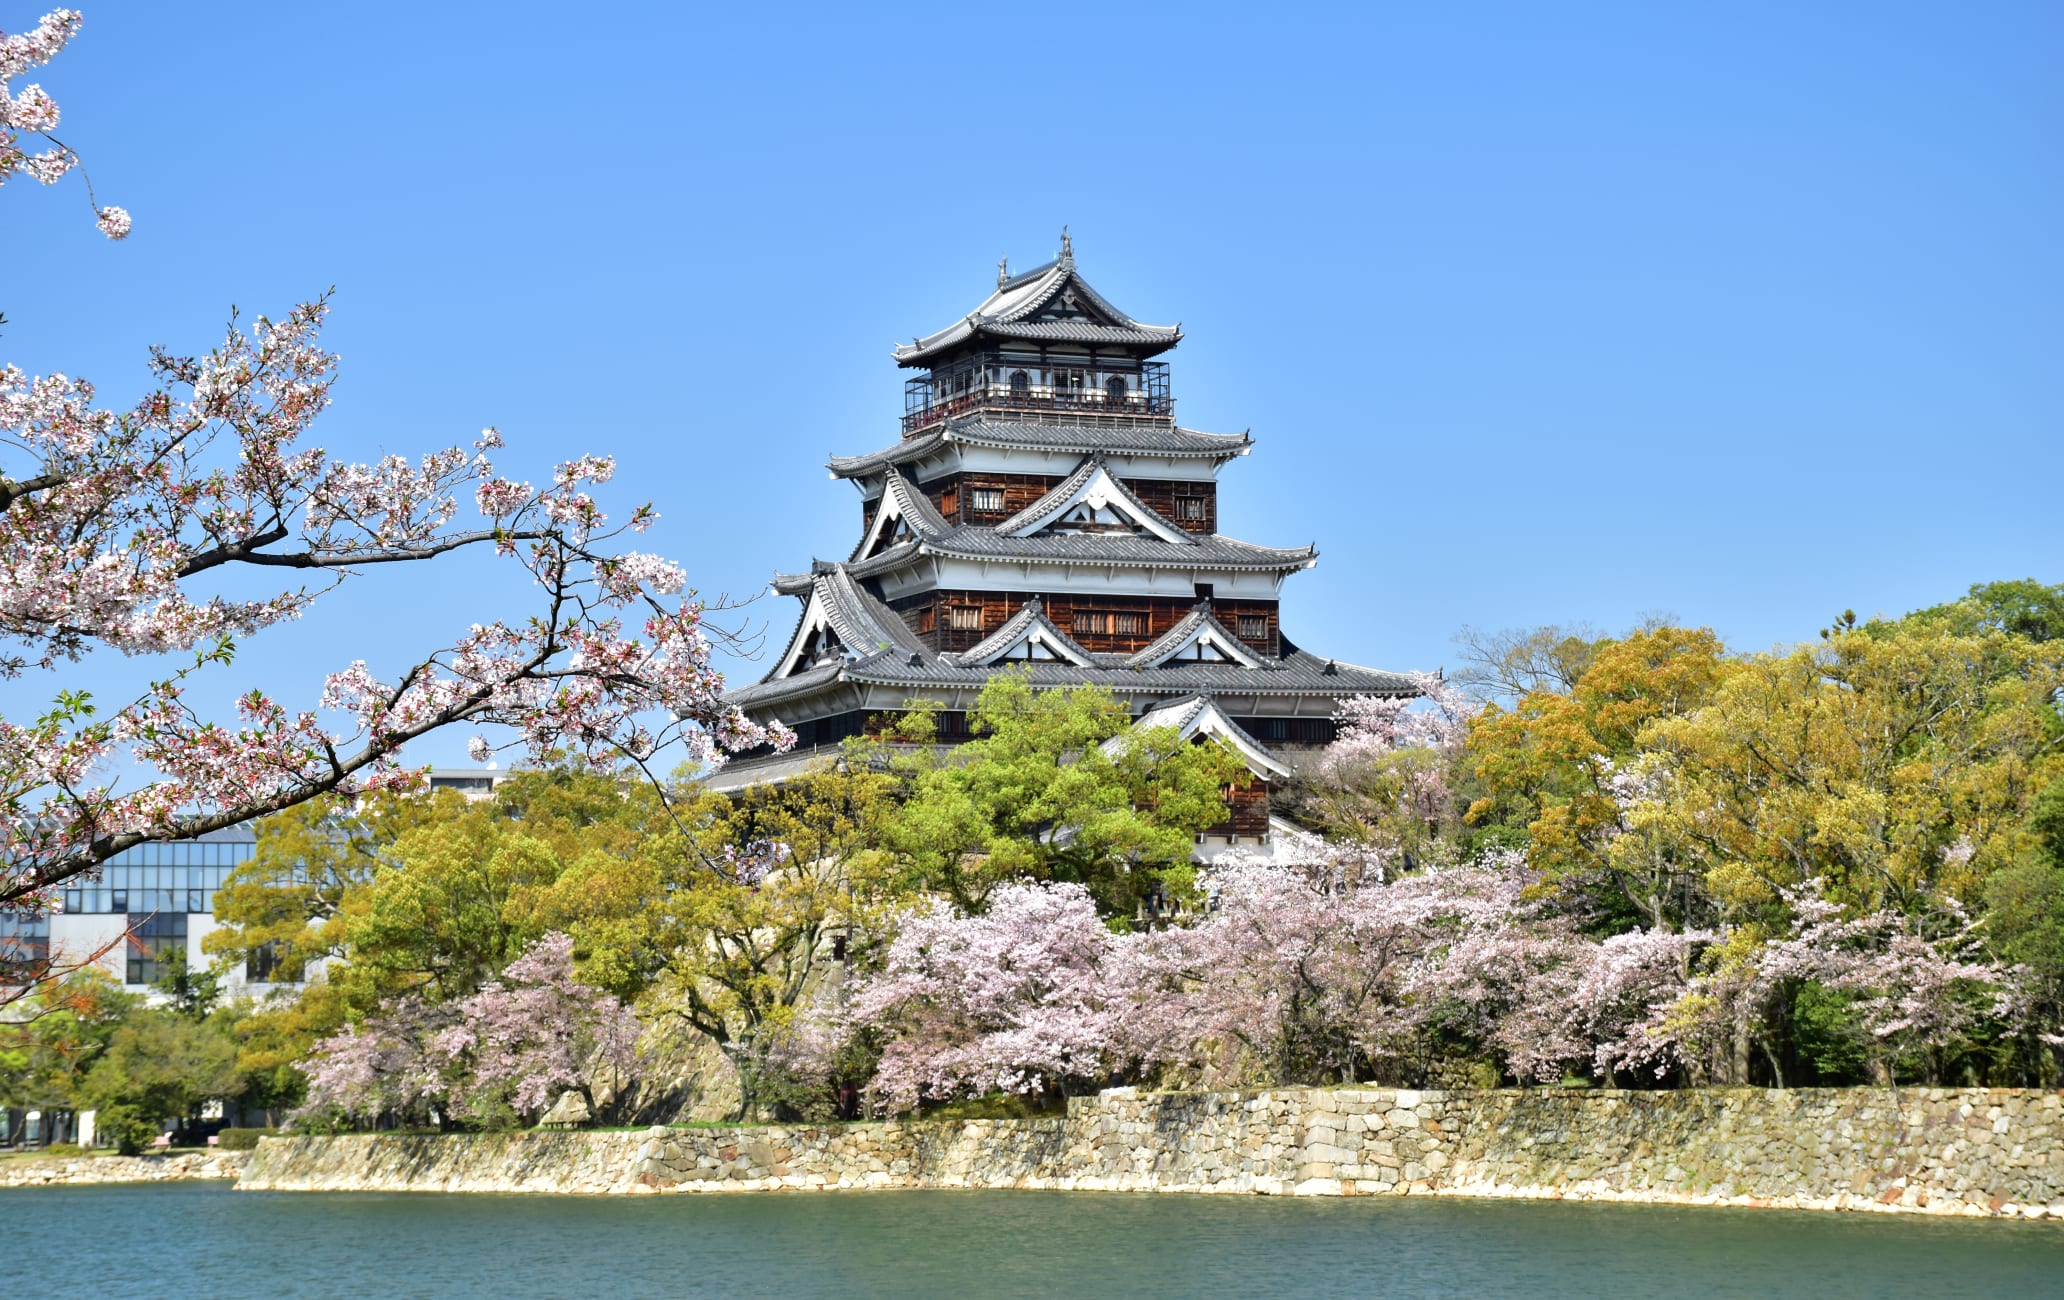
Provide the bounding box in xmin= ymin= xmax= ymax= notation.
xmin=8 ymin=767 xmax=518 ymax=997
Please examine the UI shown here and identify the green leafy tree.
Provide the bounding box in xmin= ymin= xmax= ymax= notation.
xmin=1643 ymin=625 xmax=2064 ymax=918
xmin=75 ymin=1008 xmax=244 ymax=1142
xmin=0 ymin=972 xmax=134 ymax=1137
xmin=881 ymin=671 xmax=1248 ymax=918
xmin=652 ymin=758 xmax=905 ymax=1117
xmin=203 ymin=790 xmax=458 ymax=983
xmin=1985 ymin=776 xmax=2064 ymax=1079
xmin=1890 ymin=578 xmax=2064 ymax=644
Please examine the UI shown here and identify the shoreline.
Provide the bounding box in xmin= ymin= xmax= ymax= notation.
xmin=0 ymin=1151 xmax=248 ymax=1189
xmin=232 ymin=1086 xmax=2064 ymax=1220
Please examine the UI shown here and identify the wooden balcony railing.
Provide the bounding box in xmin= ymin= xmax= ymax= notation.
xmin=901 ymin=388 xmax=1175 ymax=434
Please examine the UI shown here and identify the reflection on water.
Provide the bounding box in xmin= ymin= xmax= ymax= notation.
xmin=3 ymin=1183 xmax=2060 ymax=1299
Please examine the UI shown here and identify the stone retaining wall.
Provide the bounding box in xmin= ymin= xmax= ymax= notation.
xmin=1 ymin=1150 xmax=247 ymax=1188
xmin=236 ymin=1087 xmax=2064 ymax=1219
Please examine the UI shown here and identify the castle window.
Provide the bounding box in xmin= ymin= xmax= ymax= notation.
xmin=1074 ymin=611 xmax=1147 ymax=637
xmin=1173 ymin=495 xmax=1208 ymax=523
xmin=1105 ymin=376 xmax=1129 ymax=403
xmin=946 ymin=605 xmax=984 ymax=632
xmin=969 ymin=487 xmax=1005 ymax=513
xmin=1238 ymin=615 xmax=1269 ymax=641
xmin=1009 ymin=370 xmax=1030 ymax=395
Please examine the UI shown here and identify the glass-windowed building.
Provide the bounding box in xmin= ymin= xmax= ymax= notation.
xmin=29 ymin=769 xmax=515 ymax=996
xmin=44 ymin=826 xmax=264 ymax=991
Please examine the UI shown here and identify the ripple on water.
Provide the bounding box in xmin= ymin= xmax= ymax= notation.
xmin=3 ymin=1183 xmax=2061 ymax=1300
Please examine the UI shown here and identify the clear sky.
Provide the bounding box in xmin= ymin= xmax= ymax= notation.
xmin=6 ymin=2 xmax=2060 ymax=767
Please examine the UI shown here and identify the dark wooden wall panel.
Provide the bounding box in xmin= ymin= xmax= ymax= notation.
xmin=888 ymin=589 xmax=1279 ymax=656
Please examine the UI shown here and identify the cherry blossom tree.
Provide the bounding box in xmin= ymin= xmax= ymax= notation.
xmin=0 ymin=12 xmax=793 ymax=960
xmin=842 ymin=882 xmax=1141 ymax=1114
xmin=427 ymin=932 xmax=643 ymax=1126
xmin=1155 ymin=861 xmax=1487 ymax=1084
xmin=299 ymin=931 xmax=641 ymax=1130
xmin=1646 ymin=894 xmax=2025 ymax=1087
xmin=1298 ymin=672 xmax=1478 ymax=866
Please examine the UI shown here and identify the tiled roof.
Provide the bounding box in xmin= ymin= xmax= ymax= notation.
xmin=827 ymin=419 xmax=1252 ymax=479
xmin=1106 ymin=694 xmax=1293 ymax=780
xmin=727 ymin=571 xmax=1415 ymax=711
xmin=840 ymin=525 xmax=1315 ymax=577
xmin=846 ymin=468 xmax=952 ymax=561
xmin=725 ymin=643 xmax=1413 ymax=710
xmin=762 ymin=563 xmax=927 ymax=679
xmin=892 ymin=253 xmax=1181 ymax=367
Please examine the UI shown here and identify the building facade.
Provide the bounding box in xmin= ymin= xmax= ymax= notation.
xmin=719 ymin=238 xmax=1412 ymax=842
xmin=0 ymin=766 xmax=518 ymax=999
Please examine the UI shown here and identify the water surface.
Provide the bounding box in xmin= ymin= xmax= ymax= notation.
xmin=3 ymin=1183 xmax=2059 ymax=1298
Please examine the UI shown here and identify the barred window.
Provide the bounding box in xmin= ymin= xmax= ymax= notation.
xmin=1075 ymin=611 xmax=1147 ymax=637
xmin=969 ymin=487 xmax=1005 ymax=513
xmin=1238 ymin=615 xmax=1269 ymax=641
xmin=1173 ymin=495 xmax=1208 ymax=522
xmin=946 ymin=605 xmax=985 ymax=631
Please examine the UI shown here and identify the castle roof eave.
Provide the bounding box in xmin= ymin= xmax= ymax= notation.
xmin=842 ymin=531 xmax=1316 ymax=581
xmin=827 ymin=420 xmax=1253 ymax=481
xmin=723 ymin=642 xmax=1416 ymax=712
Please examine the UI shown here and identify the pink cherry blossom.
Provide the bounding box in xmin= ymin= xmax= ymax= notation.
xmin=0 ymin=292 xmax=792 ymax=927
xmin=2 ymin=11 xmax=121 ymax=232
xmin=299 ymin=932 xmax=643 ymax=1128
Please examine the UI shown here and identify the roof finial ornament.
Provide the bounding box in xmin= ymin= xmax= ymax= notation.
xmin=1059 ymin=225 xmax=1073 ymax=261
xmin=997 ymin=254 xmax=1010 ymax=287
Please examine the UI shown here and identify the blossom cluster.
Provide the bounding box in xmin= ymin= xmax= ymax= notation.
xmin=298 ymin=932 xmax=644 ymax=1128
xmin=1299 ymin=673 xmax=1480 ymax=861
xmin=2 ymin=10 xmax=125 ymax=236
xmin=0 ymin=296 xmax=791 ymax=914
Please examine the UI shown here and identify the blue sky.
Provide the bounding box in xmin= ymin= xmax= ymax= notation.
xmin=5 ymin=2 xmax=2059 ymax=767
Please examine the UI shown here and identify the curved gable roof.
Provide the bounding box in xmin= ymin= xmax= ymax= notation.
xmin=893 ymin=249 xmax=1181 ymax=367
xmin=1126 ymin=604 xmax=1270 ymax=669
xmin=944 ymin=599 xmax=1099 ymax=668
xmin=995 ymin=456 xmax=1195 ymax=545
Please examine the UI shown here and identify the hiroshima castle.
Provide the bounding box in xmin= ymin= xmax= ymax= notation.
xmin=719 ymin=234 xmax=1411 ymax=839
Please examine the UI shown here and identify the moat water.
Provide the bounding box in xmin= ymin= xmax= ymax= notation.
xmin=4 ymin=1183 xmax=2061 ymax=1298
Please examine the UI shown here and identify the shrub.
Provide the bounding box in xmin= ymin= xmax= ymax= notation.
xmin=96 ymin=1105 xmax=155 ymax=1157
xmin=214 ymin=1127 xmax=281 ymax=1151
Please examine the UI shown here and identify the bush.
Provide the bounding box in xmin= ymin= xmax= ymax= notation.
xmin=213 ymin=1127 xmax=280 ymax=1151
xmin=96 ymin=1105 xmax=155 ymax=1157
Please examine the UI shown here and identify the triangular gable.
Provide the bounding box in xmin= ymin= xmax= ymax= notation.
xmin=989 ymin=247 xmax=1167 ymax=333
xmin=768 ymin=584 xmax=843 ymax=680
xmin=854 ymin=470 xmax=948 ymax=560
xmin=767 ymin=569 xmax=911 ymax=679
xmin=1105 ymin=694 xmax=1291 ymax=781
xmin=997 ymin=459 xmax=1194 ymax=544
xmin=1126 ymin=605 xmax=1268 ymax=669
xmin=947 ymin=599 xmax=1098 ymax=668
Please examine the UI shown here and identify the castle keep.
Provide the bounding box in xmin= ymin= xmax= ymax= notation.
xmin=720 ymin=236 xmax=1410 ymax=838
